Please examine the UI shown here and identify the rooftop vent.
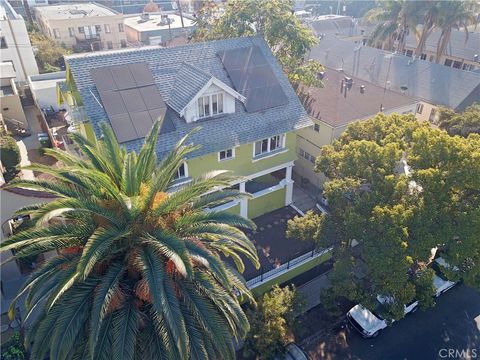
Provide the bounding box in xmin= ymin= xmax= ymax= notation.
xmin=360 ymin=85 xmax=365 ymax=94
xmin=474 ymin=54 xmax=479 ymax=62
xmin=344 ymin=76 xmax=353 ymax=89
xmin=400 ymin=85 xmax=408 ymax=94
xmin=69 ymin=9 xmax=87 ymax=16
xmin=317 ymin=71 xmax=325 ymax=80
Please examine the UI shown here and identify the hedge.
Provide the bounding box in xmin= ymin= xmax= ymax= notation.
xmin=0 ymin=135 xmax=20 ymax=169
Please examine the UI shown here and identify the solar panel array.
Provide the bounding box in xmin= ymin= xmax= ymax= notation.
xmin=91 ymin=63 xmax=173 ymax=143
xmin=218 ymin=46 xmax=288 ymax=112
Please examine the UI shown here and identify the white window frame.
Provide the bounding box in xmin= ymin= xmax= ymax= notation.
xmin=175 ymin=162 xmax=188 ymax=180
xmin=53 ymin=28 xmax=61 ymax=39
xmin=118 ymin=23 xmax=124 ymax=32
xmin=218 ymin=147 xmax=235 ymax=162
xmin=416 ymin=103 xmax=424 ymax=114
xmin=104 ymin=24 xmax=111 ymax=33
xmin=253 ymin=134 xmax=286 ymax=158
xmin=68 ymin=27 xmax=75 ymax=37
xmin=197 ymin=92 xmax=224 ymax=119
xmin=313 ymin=123 xmax=320 ymax=132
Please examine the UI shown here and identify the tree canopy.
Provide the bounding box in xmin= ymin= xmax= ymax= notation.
xmin=435 ymin=104 xmax=480 ymax=137
xmin=288 ymin=114 xmax=480 ymax=320
xmin=1 ymin=122 xmax=259 ymax=360
xmin=193 ymin=0 xmax=323 ymax=88
xmin=28 ymin=26 xmax=70 ymax=73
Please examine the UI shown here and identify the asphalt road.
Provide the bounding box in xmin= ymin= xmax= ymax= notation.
xmin=304 ymin=285 xmax=480 ymax=360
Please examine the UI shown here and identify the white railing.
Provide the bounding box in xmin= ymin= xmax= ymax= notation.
xmin=246 ymin=246 xmax=333 ymax=289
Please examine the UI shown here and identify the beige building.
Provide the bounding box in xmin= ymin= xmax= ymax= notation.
xmin=0 ymin=0 xmax=39 ymax=82
xmin=0 ymin=62 xmax=28 ymax=127
xmin=34 ymin=3 xmax=127 ymax=51
xmin=295 ymin=68 xmax=418 ymax=189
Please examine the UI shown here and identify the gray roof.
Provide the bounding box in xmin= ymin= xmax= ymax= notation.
xmin=308 ymin=35 xmax=480 ymax=110
xmin=166 ymin=62 xmax=212 ymax=114
xmin=405 ymin=28 xmax=480 ymax=63
xmin=65 ymin=36 xmax=311 ymax=159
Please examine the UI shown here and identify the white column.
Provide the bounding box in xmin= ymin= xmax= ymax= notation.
xmin=285 ymin=166 xmax=294 ymax=206
xmin=239 ymin=181 xmax=248 ymax=218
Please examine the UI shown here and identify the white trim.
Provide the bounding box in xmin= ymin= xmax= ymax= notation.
xmin=289 ymin=204 xmax=305 ymax=216
xmin=252 ymin=134 xmax=287 ymax=160
xmin=175 ymin=162 xmax=189 ymax=179
xmin=252 ymin=148 xmax=288 ymax=163
xmin=179 ymin=77 xmax=245 ymax=117
xmin=217 ymin=147 xmax=236 ymax=162
xmin=250 ymin=182 xmax=285 ymax=199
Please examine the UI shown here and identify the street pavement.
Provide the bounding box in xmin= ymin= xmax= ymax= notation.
xmin=303 ymin=285 xmax=480 ymax=360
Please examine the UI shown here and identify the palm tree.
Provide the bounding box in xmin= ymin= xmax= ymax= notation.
xmin=434 ymin=0 xmax=479 ymax=63
xmin=364 ymin=0 xmax=421 ymax=53
xmin=413 ymin=0 xmax=440 ymax=57
xmin=1 ymin=121 xmax=259 ymax=360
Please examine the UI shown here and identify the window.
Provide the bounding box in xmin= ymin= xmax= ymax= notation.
xmin=104 ymin=24 xmax=111 ymax=33
xmin=429 ymin=108 xmax=437 ymax=122
xmin=299 ymin=148 xmax=315 ymax=164
xmin=120 ymin=39 xmax=127 ymax=48
xmin=420 ymin=53 xmax=427 ymax=60
xmin=197 ymin=93 xmax=223 ymax=119
xmin=53 ymin=28 xmax=60 ymax=39
xmin=218 ymin=148 xmax=234 ymax=161
xmin=253 ymin=134 xmax=285 ymax=157
xmin=78 ymin=27 xmax=85 ymax=34
xmin=175 ymin=163 xmax=187 ymax=179
xmin=444 ymin=58 xmax=453 ymax=67
xmin=107 ymin=41 xmax=113 ymax=49
xmin=452 ymin=61 xmax=462 ymax=69
xmin=118 ymin=23 xmax=124 ymax=32
xmin=0 ymin=36 xmax=7 ymax=49
xmin=416 ymin=103 xmax=424 ymax=114
xmin=95 ymin=25 xmax=102 ymax=33
xmin=429 ymin=55 xmax=434 ymax=62
xmin=405 ymin=49 xmax=413 ymax=57
xmin=313 ymin=123 xmax=320 ymax=132
xmin=68 ymin=27 xmax=75 ymax=37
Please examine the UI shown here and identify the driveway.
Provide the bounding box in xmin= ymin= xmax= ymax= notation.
xmin=303 ymin=285 xmax=480 ymax=360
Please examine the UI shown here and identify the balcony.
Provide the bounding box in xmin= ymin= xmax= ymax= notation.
xmin=74 ymin=35 xmax=103 ymax=52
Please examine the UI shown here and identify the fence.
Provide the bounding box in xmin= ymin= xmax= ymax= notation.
xmin=246 ymin=247 xmax=333 ymax=289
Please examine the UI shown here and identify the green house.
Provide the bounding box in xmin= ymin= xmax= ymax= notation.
xmin=59 ymin=36 xmax=312 ymax=220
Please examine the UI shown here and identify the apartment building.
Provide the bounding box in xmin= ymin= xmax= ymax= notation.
xmin=0 ymin=62 xmax=28 ymax=126
xmin=34 ymin=3 xmax=127 ymax=51
xmin=309 ymin=35 xmax=480 ymax=123
xmin=0 ymin=0 xmax=39 ymax=82
xmin=295 ymin=67 xmax=418 ymax=188
xmin=402 ymin=29 xmax=480 ymax=72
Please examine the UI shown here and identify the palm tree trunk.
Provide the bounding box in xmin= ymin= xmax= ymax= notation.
xmin=414 ymin=16 xmax=435 ymax=57
xmin=435 ymin=27 xmax=451 ymax=63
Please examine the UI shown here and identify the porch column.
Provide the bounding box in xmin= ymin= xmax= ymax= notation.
xmin=239 ymin=181 xmax=248 ymax=218
xmin=285 ymin=165 xmax=294 ymax=206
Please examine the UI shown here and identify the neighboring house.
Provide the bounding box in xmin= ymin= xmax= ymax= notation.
xmin=33 ymin=3 xmax=127 ymax=51
xmin=124 ymin=12 xmax=195 ymax=46
xmin=309 ymin=35 xmax=480 ymax=122
xmin=0 ymin=62 xmax=28 ymax=127
xmin=0 ymin=0 xmax=39 ymax=82
xmin=307 ymin=14 xmax=371 ymax=41
xmin=59 ymin=36 xmax=312 ymax=220
xmin=402 ymin=28 xmax=480 ymax=72
xmin=28 ymin=71 xmax=66 ymax=111
xmin=295 ymin=67 xmax=418 ymax=189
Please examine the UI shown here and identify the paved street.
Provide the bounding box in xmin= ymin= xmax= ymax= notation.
xmin=304 ymin=285 xmax=480 ymax=360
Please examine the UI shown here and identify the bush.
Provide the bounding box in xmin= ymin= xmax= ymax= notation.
xmin=0 ymin=136 xmax=21 ymax=169
xmin=1 ymin=332 xmax=26 ymax=360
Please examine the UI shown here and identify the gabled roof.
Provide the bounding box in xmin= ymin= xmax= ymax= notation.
xmin=168 ymin=62 xmax=245 ymax=116
xmin=308 ymin=35 xmax=480 ymax=110
xmin=65 ymin=36 xmax=311 ymax=159
xmin=302 ymin=67 xmax=417 ymax=128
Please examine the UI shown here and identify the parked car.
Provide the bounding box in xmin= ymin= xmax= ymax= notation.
xmin=275 ymin=343 xmax=310 ymax=360
xmin=346 ymin=296 xmax=418 ymax=338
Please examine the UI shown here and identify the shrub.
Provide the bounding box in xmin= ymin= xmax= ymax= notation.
xmin=0 ymin=136 xmax=20 ymax=169
xmin=1 ymin=332 xmax=26 ymax=360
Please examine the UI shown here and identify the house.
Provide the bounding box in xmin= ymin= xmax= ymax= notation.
xmin=0 ymin=0 xmax=39 ymax=82
xmin=295 ymin=67 xmax=418 ymax=189
xmin=123 ymin=12 xmax=195 ymax=46
xmin=402 ymin=28 xmax=480 ymax=72
xmin=0 ymin=62 xmax=28 ymax=127
xmin=33 ymin=3 xmax=127 ymax=51
xmin=59 ymin=36 xmax=312 ymax=220
xmin=307 ymin=14 xmax=371 ymax=41
xmin=309 ymin=35 xmax=480 ymax=122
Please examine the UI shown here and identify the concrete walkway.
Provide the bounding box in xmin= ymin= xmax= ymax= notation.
xmin=292 ymin=183 xmax=318 ymax=213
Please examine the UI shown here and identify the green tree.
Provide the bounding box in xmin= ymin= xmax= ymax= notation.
xmin=435 ymin=104 xmax=480 ymax=137
xmin=193 ymin=0 xmax=323 ymax=88
xmin=434 ymin=0 xmax=479 ymax=63
xmin=1 ymin=122 xmax=259 ymax=360
xmin=243 ymin=285 xmax=303 ymax=360
xmin=0 ymin=135 xmax=20 ymax=169
xmin=287 ymin=114 xmax=480 ymax=320
xmin=29 ymin=26 xmax=70 ymax=73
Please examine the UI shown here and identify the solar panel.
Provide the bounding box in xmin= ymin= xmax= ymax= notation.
xmin=218 ymin=46 xmax=289 ymax=112
xmin=90 ymin=62 xmax=173 ymax=143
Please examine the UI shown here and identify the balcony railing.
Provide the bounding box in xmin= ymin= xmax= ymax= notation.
xmin=246 ymin=246 xmax=333 ymax=289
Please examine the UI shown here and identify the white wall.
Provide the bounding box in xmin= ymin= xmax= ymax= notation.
xmin=28 ymin=71 xmax=65 ymax=110
xmin=0 ymin=4 xmax=39 ymax=82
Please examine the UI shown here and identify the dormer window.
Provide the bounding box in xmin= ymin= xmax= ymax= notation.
xmin=198 ymin=93 xmax=224 ymax=119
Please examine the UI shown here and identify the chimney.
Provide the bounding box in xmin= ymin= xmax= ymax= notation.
xmin=340 ymin=79 xmax=344 ymax=93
